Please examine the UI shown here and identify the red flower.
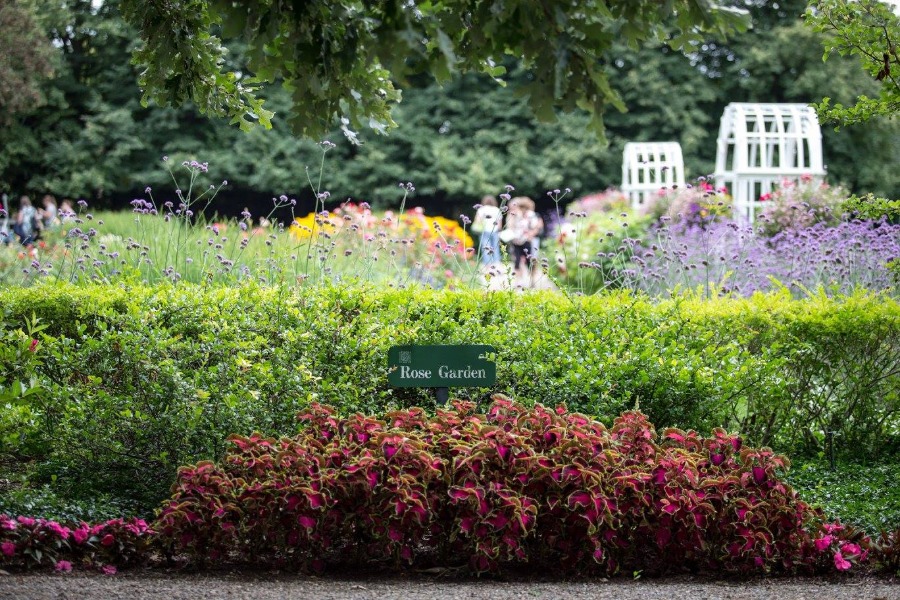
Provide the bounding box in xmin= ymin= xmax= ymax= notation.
xmin=1 ymin=541 xmax=15 ymax=557
xmin=29 ymin=339 xmax=39 ymax=352
xmin=100 ymin=534 xmax=115 ymax=547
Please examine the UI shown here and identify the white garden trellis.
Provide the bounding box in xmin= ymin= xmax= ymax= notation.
xmin=621 ymin=142 xmax=685 ymax=209
xmin=714 ymin=103 xmax=826 ymax=223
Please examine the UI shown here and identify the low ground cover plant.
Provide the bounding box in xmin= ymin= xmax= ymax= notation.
xmin=0 ymin=514 xmax=152 ymax=573
xmin=786 ymin=462 xmax=900 ymax=534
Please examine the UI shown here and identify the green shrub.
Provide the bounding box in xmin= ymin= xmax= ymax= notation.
xmin=0 ymin=282 xmax=897 ymax=512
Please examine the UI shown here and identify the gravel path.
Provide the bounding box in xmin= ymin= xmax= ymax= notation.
xmin=1 ymin=570 xmax=897 ymax=600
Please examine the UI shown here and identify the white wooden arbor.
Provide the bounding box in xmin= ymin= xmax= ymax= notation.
xmin=714 ymin=103 xmax=825 ymax=223
xmin=621 ymin=142 xmax=686 ymax=209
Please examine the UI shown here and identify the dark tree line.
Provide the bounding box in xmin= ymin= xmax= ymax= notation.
xmin=0 ymin=0 xmax=897 ymax=215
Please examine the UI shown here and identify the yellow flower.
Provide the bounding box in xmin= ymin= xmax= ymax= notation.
xmin=290 ymin=212 xmax=339 ymax=240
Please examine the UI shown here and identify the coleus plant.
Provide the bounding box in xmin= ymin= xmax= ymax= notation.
xmin=154 ymin=395 xmax=872 ymax=575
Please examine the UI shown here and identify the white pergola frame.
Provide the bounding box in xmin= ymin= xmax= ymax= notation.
xmin=621 ymin=142 xmax=686 ymax=210
xmin=714 ymin=103 xmax=825 ymax=223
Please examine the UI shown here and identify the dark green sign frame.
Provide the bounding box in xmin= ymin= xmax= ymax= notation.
xmin=387 ymin=344 xmax=496 ymax=388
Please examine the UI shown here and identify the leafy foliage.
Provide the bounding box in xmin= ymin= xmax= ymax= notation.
xmin=0 ymin=0 xmax=55 ymax=124
xmin=787 ymin=461 xmax=900 ymax=534
xmin=118 ymin=0 xmax=748 ymax=140
xmin=0 ymin=284 xmax=898 ymax=513
xmin=0 ymin=513 xmax=152 ymax=572
xmin=3 ymin=1 xmax=898 ymax=204
xmin=841 ymin=193 xmax=900 ymax=222
xmin=805 ymin=0 xmax=900 ymax=126
xmin=154 ymin=398 xmax=870 ymax=575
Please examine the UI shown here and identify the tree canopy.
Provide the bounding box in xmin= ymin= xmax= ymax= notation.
xmin=2 ymin=0 xmax=897 ymax=204
xmin=805 ymin=0 xmax=900 ymax=126
xmin=119 ymin=0 xmax=748 ymax=142
xmin=0 ymin=0 xmax=56 ymax=124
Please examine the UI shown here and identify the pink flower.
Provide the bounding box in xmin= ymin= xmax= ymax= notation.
xmin=833 ymin=551 xmax=851 ymax=571
xmin=814 ymin=535 xmax=834 ymax=552
xmin=840 ymin=542 xmax=862 ymax=557
xmin=46 ymin=521 xmax=71 ymax=540
xmin=100 ymin=534 xmax=115 ymax=547
xmin=16 ymin=516 xmax=35 ymax=527
xmin=55 ymin=560 xmax=73 ymax=572
xmin=101 ymin=564 xmax=117 ymax=576
xmin=72 ymin=526 xmax=90 ymax=545
xmin=29 ymin=339 xmax=39 ymax=352
xmin=1 ymin=541 xmax=15 ymax=557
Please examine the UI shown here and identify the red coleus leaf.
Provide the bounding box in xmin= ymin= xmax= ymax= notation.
xmin=652 ymin=467 xmax=667 ymax=485
xmin=663 ymin=428 xmax=686 ymax=443
xmin=487 ymin=513 xmax=510 ymax=529
xmin=752 ymin=466 xmax=767 ymax=485
xmin=298 ymin=515 xmax=316 ymax=530
xmin=285 ymin=495 xmax=302 ymax=511
xmin=459 ymin=516 xmax=476 ymax=534
xmin=568 ymin=491 xmax=592 ymax=509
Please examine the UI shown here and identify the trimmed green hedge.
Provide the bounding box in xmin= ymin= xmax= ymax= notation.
xmin=1 ymin=283 xmax=898 ymax=510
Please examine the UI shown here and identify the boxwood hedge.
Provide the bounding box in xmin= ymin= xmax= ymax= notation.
xmin=1 ymin=282 xmax=898 ymax=510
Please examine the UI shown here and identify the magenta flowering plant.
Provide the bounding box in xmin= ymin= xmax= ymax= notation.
xmin=0 ymin=514 xmax=72 ymax=569
xmin=0 ymin=514 xmax=153 ymax=572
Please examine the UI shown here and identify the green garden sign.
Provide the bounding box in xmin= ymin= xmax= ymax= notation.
xmin=388 ymin=344 xmax=496 ymax=403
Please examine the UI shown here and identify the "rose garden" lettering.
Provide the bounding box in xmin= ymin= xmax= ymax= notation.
xmin=398 ymin=365 xmax=487 ymax=380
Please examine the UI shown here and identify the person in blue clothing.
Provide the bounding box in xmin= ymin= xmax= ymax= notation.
xmin=12 ymin=195 xmax=42 ymax=246
xmin=472 ymin=195 xmax=503 ymax=265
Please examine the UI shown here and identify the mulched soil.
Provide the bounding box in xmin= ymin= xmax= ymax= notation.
xmin=1 ymin=569 xmax=897 ymax=600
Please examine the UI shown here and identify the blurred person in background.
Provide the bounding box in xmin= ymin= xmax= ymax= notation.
xmin=0 ymin=193 xmax=11 ymax=244
xmin=13 ymin=195 xmax=42 ymax=246
xmin=472 ymin=195 xmax=502 ymax=265
xmin=41 ymin=194 xmax=59 ymax=229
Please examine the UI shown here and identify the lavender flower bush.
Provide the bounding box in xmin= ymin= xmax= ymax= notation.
xmin=613 ymin=218 xmax=900 ymax=298
xmin=547 ymin=180 xmax=900 ymax=298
